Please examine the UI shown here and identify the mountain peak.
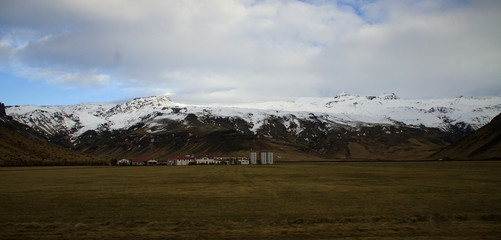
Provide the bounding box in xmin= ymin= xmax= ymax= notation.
xmin=378 ymin=93 xmax=399 ymax=100
xmin=333 ymin=92 xmax=400 ymax=100
xmin=132 ymin=95 xmax=172 ymax=103
xmin=126 ymin=95 xmax=174 ymax=106
xmin=337 ymin=91 xmax=350 ymax=97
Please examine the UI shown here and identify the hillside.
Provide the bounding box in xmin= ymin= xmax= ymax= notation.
xmin=5 ymin=94 xmax=501 ymax=161
xmin=432 ymin=113 xmax=501 ymax=160
xmin=0 ymin=104 xmax=111 ymax=166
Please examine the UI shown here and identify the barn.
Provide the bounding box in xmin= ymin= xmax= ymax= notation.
xmin=131 ymin=158 xmax=150 ymax=166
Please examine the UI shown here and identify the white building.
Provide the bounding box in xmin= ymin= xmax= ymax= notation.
xmin=238 ymin=159 xmax=250 ymax=165
xmin=195 ymin=156 xmax=216 ymax=165
xmin=116 ymin=159 xmax=131 ymax=166
xmin=175 ymin=157 xmax=194 ymax=166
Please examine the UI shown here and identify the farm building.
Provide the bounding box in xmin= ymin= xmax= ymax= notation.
xmin=167 ymin=153 xmax=270 ymax=166
xmin=147 ymin=159 xmax=158 ymax=166
xmin=238 ymin=159 xmax=250 ymax=165
xmin=131 ymin=158 xmax=148 ymax=166
xmin=215 ymin=157 xmax=249 ymax=165
xmin=195 ymin=156 xmax=216 ymax=165
xmin=116 ymin=159 xmax=131 ymax=166
xmin=175 ymin=156 xmax=194 ymax=166
xmin=167 ymin=159 xmax=176 ymax=166
xmin=217 ymin=158 xmax=232 ymax=165
xmin=131 ymin=158 xmax=157 ymax=166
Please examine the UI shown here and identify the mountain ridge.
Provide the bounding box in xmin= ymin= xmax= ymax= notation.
xmin=0 ymin=108 xmax=111 ymax=166
xmin=6 ymin=93 xmax=501 ymax=161
xmin=8 ymin=93 xmax=500 ymax=137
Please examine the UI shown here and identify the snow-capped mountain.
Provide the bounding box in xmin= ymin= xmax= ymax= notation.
xmin=6 ymin=93 xmax=501 ymax=160
xmin=8 ymin=93 xmax=500 ymax=138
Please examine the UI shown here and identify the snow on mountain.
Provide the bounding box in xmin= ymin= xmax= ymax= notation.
xmin=227 ymin=93 xmax=501 ymax=130
xmin=6 ymin=93 xmax=501 ymax=141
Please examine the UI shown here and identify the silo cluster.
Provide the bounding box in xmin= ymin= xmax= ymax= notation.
xmin=250 ymin=151 xmax=273 ymax=164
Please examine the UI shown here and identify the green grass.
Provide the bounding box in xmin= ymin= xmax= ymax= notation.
xmin=1 ymin=162 xmax=501 ymax=239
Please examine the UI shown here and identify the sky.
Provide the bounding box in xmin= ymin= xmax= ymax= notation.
xmin=1 ymin=0 xmax=500 ymax=106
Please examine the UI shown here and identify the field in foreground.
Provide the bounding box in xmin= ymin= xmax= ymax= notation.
xmin=1 ymin=162 xmax=501 ymax=239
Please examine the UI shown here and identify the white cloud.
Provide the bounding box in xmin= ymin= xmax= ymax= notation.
xmin=1 ymin=0 xmax=500 ymax=103
xmin=0 ymin=41 xmax=13 ymax=67
xmin=314 ymin=0 xmax=501 ymax=98
xmin=16 ymin=67 xmax=112 ymax=88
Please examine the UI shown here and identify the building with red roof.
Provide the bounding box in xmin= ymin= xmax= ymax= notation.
xmin=131 ymin=158 xmax=157 ymax=166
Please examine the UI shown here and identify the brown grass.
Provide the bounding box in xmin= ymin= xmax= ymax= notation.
xmin=0 ymin=124 xmax=111 ymax=166
xmin=1 ymin=162 xmax=501 ymax=239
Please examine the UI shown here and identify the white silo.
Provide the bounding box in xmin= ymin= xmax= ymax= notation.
xmin=267 ymin=152 xmax=273 ymax=164
xmin=250 ymin=152 xmax=257 ymax=164
xmin=260 ymin=152 xmax=267 ymax=164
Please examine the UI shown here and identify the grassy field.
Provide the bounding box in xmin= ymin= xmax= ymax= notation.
xmin=1 ymin=162 xmax=501 ymax=239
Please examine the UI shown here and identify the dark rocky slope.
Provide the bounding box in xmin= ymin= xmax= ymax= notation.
xmin=432 ymin=113 xmax=501 ymax=160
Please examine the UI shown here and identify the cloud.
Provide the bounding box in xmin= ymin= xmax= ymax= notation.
xmin=0 ymin=41 xmax=13 ymax=67
xmin=16 ymin=66 xmax=112 ymax=88
xmin=1 ymin=0 xmax=500 ymax=104
xmin=314 ymin=0 xmax=501 ymax=98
